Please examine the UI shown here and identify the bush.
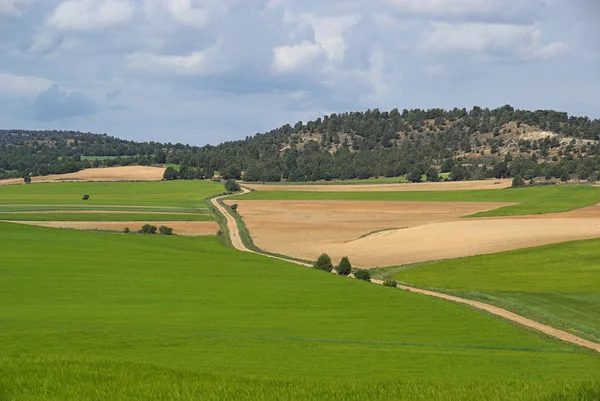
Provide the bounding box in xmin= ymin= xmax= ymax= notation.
xmin=230 ymin=204 xmax=238 ymax=212
xmin=216 ymin=230 xmax=223 ymax=237
xmin=159 ymin=225 xmax=174 ymax=235
xmin=354 ymin=269 xmax=371 ymax=282
xmin=123 ymin=227 xmax=130 ymax=234
xmin=313 ymin=253 xmax=333 ymax=272
xmin=224 ymin=179 xmax=241 ymax=193
xmin=337 ymin=256 xmax=352 ymax=276
xmin=163 ymin=167 xmax=178 ymax=181
xmin=82 ymin=194 xmax=90 ymax=200
xmin=23 ymin=176 xmax=31 ymax=184
xmin=511 ymin=175 xmax=525 ymax=187
xmin=383 ymin=279 xmax=397 ymax=288
xmin=139 ymin=224 xmax=157 ymax=234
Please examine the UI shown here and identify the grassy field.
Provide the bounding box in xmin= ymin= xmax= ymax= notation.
xmin=0 ymin=212 xmax=211 ymax=221
xmin=395 ymin=239 xmax=600 ymax=342
xmin=1 ymin=222 xmax=599 ymax=400
xmin=0 ymin=180 xmax=224 ymax=209
xmin=238 ymin=185 xmax=600 ymax=216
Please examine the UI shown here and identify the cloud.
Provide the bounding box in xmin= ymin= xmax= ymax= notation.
xmin=420 ymin=22 xmax=567 ymax=60
xmin=143 ymin=0 xmax=231 ymax=28
xmin=0 ymin=73 xmax=53 ymax=96
xmin=47 ymin=0 xmax=134 ymax=31
xmin=0 ymin=0 xmax=30 ymax=15
xmin=126 ymin=45 xmax=222 ymax=75
xmin=299 ymin=13 xmax=361 ymax=61
xmin=33 ymin=84 xmax=97 ymax=121
xmin=272 ymin=40 xmax=326 ymax=73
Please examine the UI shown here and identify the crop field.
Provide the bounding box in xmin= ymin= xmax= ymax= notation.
xmin=0 ymin=212 xmax=211 ymax=221
xmin=0 ymin=180 xmax=224 ymax=209
xmin=1 ymin=222 xmax=599 ymax=400
xmin=238 ymin=184 xmax=600 ymax=216
xmin=395 ymin=239 xmax=600 ymax=343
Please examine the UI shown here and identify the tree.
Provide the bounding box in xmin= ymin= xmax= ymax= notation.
xmin=383 ymin=279 xmax=397 ymax=287
xmin=24 ymin=176 xmax=31 ymax=184
xmin=163 ymin=167 xmax=178 ymax=181
xmin=354 ymin=269 xmax=371 ymax=282
xmin=512 ymin=175 xmax=525 ymax=187
xmin=230 ymin=204 xmax=238 ymax=212
xmin=425 ymin=167 xmax=439 ymax=182
xmin=224 ymin=179 xmax=241 ymax=193
xmin=159 ymin=225 xmax=174 ymax=235
xmin=314 ymin=253 xmax=333 ymax=272
xmin=337 ymin=256 xmax=352 ymax=276
xmin=139 ymin=224 xmax=157 ymax=234
xmin=406 ymin=168 xmax=422 ymax=183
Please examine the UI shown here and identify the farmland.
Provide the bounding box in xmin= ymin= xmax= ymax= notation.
xmin=1 ymin=222 xmax=599 ymax=400
xmin=395 ymin=239 xmax=600 ymax=342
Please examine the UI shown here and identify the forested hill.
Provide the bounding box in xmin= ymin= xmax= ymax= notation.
xmin=3 ymin=105 xmax=600 ymax=182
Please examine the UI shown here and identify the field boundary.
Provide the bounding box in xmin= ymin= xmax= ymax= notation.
xmin=211 ymin=188 xmax=600 ymax=355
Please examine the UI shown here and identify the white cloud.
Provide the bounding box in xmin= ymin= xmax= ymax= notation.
xmin=272 ymin=40 xmax=325 ymax=73
xmin=144 ymin=0 xmax=232 ymax=28
xmin=300 ymin=13 xmax=361 ymax=61
xmin=421 ymin=22 xmax=535 ymax=53
xmin=47 ymin=0 xmax=134 ymax=31
xmin=386 ymin=0 xmax=500 ymax=17
xmin=0 ymin=73 xmax=53 ymax=96
xmin=0 ymin=0 xmax=29 ymax=15
xmin=126 ymin=46 xmax=221 ymax=75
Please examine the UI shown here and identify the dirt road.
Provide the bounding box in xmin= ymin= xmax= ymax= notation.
xmin=214 ymin=189 xmax=600 ymax=354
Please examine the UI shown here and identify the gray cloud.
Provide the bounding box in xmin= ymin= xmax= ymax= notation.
xmin=33 ymin=84 xmax=96 ymax=121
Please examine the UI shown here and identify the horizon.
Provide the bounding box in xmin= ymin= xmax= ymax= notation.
xmin=1 ymin=1 xmax=599 ymax=146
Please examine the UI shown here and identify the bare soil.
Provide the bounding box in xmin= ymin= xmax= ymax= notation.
xmin=8 ymin=220 xmax=218 ymax=236
xmin=227 ymin=200 xmax=600 ymax=268
xmin=0 ymin=166 xmax=166 ymax=186
xmin=242 ymin=179 xmax=512 ymax=192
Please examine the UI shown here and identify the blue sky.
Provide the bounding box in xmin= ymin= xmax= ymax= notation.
xmin=0 ymin=0 xmax=598 ymax=145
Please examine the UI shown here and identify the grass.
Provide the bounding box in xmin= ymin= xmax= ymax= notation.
xmin=0 ymin=212 xmax=211 ymax=221
xmin=238 ymin=184 xmax=600 ymax=216
xmin=395 ymin=239 xmax=600 ymax=341
xmin=1 ymin=222 xmax=599 ymax=399
xmin=80 ymin=155 xmax=126 ymax=161
xmin=0 ymin=180 xmax=225 ymax=209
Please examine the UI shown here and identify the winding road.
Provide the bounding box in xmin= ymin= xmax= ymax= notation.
xmin=211 ymin=189 xmax=600 ymax=354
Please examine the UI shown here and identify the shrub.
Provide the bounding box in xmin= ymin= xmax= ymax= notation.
xmin=163 ymin=167 xmax=178 ymax=181
xmin=159 ymin=225 xmax=174 ymax=235
xmin=337 ymin=256 xmax=352 ymax=276
xmin=511 ymin=175 xmax=525 ymax=187
xmin=383 ymin=279 xmax=397 ymax=288
xmin=23 ymin=176 xmax=31 ymax=184
xmin=82 ymin=194 xmax=90 ymax=200
xmin=230 ymin=204 xmax=238 ymax=212
xmin=354 ymin=269 xmax=371 ymax=282
xmin=313 ymin=253 xmax=333 ymax=272
xmin=216 ymin=230 xmax=223 ymax=237
xmin=224 ymin=179 xmax=241 ymax=193
xmin=123 ymin=227 xmax=130 ymax=234
xmin=139 ymin=224 xmax=157 ymax=234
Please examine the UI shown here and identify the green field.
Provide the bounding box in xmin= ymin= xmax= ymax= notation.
xmin=0 ymin=212 xmax=211 ymax=221
xmin=0 ymin=181 xmax=224 ymax=209
xmin=80 ymin=155 xmax=125 ymax=161
xmin=395 ymin=239 xmax=600 ymax=342
xmin=238 ymin=185 xmax=600 ymax=216
xmin=1 ymin=222 xmax=599 ymax=400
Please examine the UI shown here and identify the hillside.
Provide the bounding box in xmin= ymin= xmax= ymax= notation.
xmin=2 ymin=105 xmax=600 ymax=182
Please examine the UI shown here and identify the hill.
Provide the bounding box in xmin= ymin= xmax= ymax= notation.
xmin=3 ymin=105 xmax=600 ymax=182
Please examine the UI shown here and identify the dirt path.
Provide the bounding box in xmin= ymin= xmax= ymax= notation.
xmin=214 ymin=189 xmax=600 ymax=354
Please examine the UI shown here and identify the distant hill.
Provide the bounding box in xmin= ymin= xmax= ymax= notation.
xmin=2 ymin=105 xmax=600 ymax=182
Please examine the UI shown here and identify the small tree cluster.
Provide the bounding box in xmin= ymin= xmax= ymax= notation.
xmin=23 ymin=176 xmax=31 ymax=184
xmin=224 ymin=179 xmax=241 ymax=193
xmin=383 ymin=279 xmax=397 ymax=288
xmin=123 ymin=227 xmax=130 ymax=233
xmin=354 ymin=269 xmax=371 ymax=282
xmin=139 ymin=224 xmax=157 ymax=234
xmin=313 ymin=253 xmax=333 ymax=272
xmin=159 ymin=225 xmax=174 ymax=235
xmin=230 ymin=204 xmax=238 ymax=212
xmin=512 ymin=175 xmax=525 ymax=187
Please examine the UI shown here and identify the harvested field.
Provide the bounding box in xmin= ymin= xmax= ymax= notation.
xmin=9 ymin=220 xmax=218 ymax=236
xmin=229 ymin=199 xmax=600 ymax=267
xmin=0 ymin=166 xmax=165 ymax=186
xmin=243 ymin=179 xmax=511 ymax=192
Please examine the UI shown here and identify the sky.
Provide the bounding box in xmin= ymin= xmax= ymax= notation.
xmin=0 ymin=0 xmax=599 ymax=145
